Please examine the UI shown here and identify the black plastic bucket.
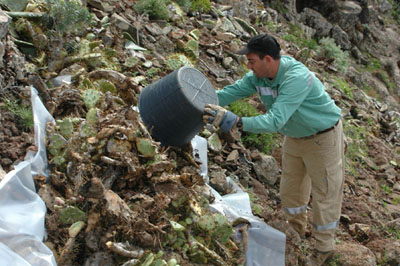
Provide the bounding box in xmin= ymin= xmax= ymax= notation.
xmin=138 ymin=66 xmax=218 ymax=147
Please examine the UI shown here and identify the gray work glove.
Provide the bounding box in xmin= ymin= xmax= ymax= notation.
xmin=203 ymin=104 xmax=239 ymax=133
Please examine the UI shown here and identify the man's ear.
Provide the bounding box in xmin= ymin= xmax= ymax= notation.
xmin=264 ymin=55 xmax=273 ymax=63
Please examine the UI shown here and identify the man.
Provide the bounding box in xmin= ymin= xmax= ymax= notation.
xmin=203 ymin=34 xmax=344 ymax=266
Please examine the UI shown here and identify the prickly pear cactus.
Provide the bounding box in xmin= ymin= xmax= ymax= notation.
xmin=82 ymin=89 xmax=101 ymax=109
xmin=58 ymin=117 xmax=74 ymax=139
xmin=59 ymin=206 xmax=87 ymax=225
xmin=94 ymin=79 xmax=117 ymax=93
xmin=184 ymin=39 xmax=199 ymax=60
xmin=86 ymin=108 xmax=98 ymax=126
xmin=136 ymin=138 xmax=157 ymax=158
xmin=48 ymin=133 xmax=69 ymax=166
xmin=198 ymin=214 xmax=216 ymax=231
xmin=166 ymin=53 xmax=193 ymax=71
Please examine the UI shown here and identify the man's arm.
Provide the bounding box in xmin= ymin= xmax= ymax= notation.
xmin=217 ymin=72 xmax=257 ymax=106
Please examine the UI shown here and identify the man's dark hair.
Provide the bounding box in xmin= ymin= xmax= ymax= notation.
xmin=236 ymin=34 xmax=281 ymax=60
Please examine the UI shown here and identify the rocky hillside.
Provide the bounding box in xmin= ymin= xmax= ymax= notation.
xmin=0 ymin=0 xmax=399 ymax=265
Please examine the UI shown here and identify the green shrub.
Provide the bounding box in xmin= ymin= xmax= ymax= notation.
xmin=343 ymin=120 xmax=369 ymax=177
xmin=317 ymin=37 xmax=350 ymax=73
xmin=366 ymin=58 xmax=382 ymax=71
xmin=46 ymin=0 xmax=92 ymax=34
xmin=175 ymin=0 xmax=211 ymax=12
xmin=228 ymin=99 xmax=280 ymax=154
xmin=134 ymin=0 xmax=171 ymax=20
xmin=335 ymin=77 xmax=354 ymax=98
xmin=3 ymin=98 xmax=34 ymax=131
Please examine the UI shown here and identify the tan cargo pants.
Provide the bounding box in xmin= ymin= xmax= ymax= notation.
xmin=280 ymin=120 xmax=344 ymax=252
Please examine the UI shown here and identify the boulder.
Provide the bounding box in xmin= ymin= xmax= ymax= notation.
xmin=335 ymin=243 xmax=377 ymax=266
xmin=253 ymin=153 xmax=280 ymax=185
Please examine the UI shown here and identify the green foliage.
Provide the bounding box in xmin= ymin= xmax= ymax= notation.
xmin=46 ymin=0 xmax=92 ymax=34
xmin=325 ymin=253 xmax=343 ymax=266
xmin=385 ymin=227 xmax=400 ymax=239
xmin=387 ymin=0 xmax=400 ymax=24
xmin=247 ymin=190 xmax=263 ymax=216
xmin=269 ymin=0 xmax=289 ymax=14
xmin=175 ymin=0 xmax=211 ymax=12
xmin=134 ymin=0 xmax=171 ymax=20
xmin=3 ymin=98 xmax=34 ymax=131
xmin=374 ymin=70 xmax=393 ymax=90
xmin=228 ymin=99 xmax=260 ymax=117
xmin=381 ymin=184 xmax=392 ymax=195
xmin=228 ymin=99 xmax=280 ymax=154
xmin=335 ymin=77 xmax=354 ymax=98
xmin=283 ymin=23 xmax=306 ymax=48
xmin=146 ymin=67 xmax=160 ymax=78
xmin=317 ymin=37 xmax=350 ymax=72
xmin=59 ymin=206 xmax=87 ymax=224
xmin=265 ymin=21 xmax=278 ymax=32
xmin=366 ymin=58 xmax=382 ymax=71
xmin=343 ymin=120 xmax=369 ymax=177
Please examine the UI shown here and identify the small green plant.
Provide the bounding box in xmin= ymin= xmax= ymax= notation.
xmin=3 ymin=98 xmax=34 ymax=131
xmin=317 ymin=37 xmax=350 ymax=73
xmin=381 ymin=184 xmax=392 ymax=195
xmin=366 ymin=58 xmax=382 ymax=72
xmin=393 ymin=197 xmax=400 ymax=205
xmin=335 ymin=77 xmax=354 ymax=98
xmin=325 ymin=253 xmax=343 ymax=266
xmin=374 ymin=70 xmax=394 ymax=91
xmin=228 ymin=99 xmax=280 ymax=154
xmin=343 ymin=120 xmax=369 ymax=177
xmin=388 ymin=0 xmax=400 ymax=24
xmin=134 ymin=0 xmax=171 ymax=20
xmin=265 ymin=21 xmax=278 ymax=32
xmin=176 ymin=0 xmax=211 ymax=12
xmin=46 ymin=0 xmax=92 ymax=34
xmin=385 ymin=227 xmax=400 ymax=239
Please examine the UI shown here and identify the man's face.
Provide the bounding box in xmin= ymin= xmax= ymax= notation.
xmin=246 ymin=53 xmax=270 ymax=78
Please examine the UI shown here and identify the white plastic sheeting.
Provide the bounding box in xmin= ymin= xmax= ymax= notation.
xmin=0 ymin=88 xmax=284 ymax=266
xmin=0 ymin=87 xmax=57 ymax=266
xmin=191 ymin=135 xmax=286 ymax=266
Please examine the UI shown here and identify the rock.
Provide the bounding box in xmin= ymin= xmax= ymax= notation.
xmin=111 ymin=13 xmax=137 ymax=41
xmin=209 ymin=170 xmax=232 ymax=194
xmin=83 ymin=251 xmax=113 ymax=266
xmin=385 ymin=218 xmax=400 ymax=231
xmin=252 ymin=153 xmax=280 ymax=185
xmin=103 ymin=189 xmax=136 ymax=221
xmin=215 ymin=32 xmax=235 ymax=42
xmin=379 ymin=0 xmax=392 ymax=13
xmin=331 ymin=25 xmax=352 ymax=50
xmin=0 ymin=42 xmax=4 ymax=67
xmin=222 ymin=57 xmax=233 ymax=68
xmin=208 ymin=133 xmax=222 ymax=152
xmin=0 ymin=164 xmax=6 ymax=182
xmin=145 ymin=23 xmax=164 ymax=36
xmin=226 ymin=149 xmax=239 ymax=162
xmin=300 ymin=8 xmax=332 ymax=38
xmin=367 ymin=239 xmax=400 ymax=266
xmin=87 ymin=0 xmax=114 ymax=12
xmin=233 ymin=17 xmax=257 ymax=35
xmin=335 ymin=243 xmax=377 ymax=266
xmin=0 ymin=11 xmax=11 ymax=39
xmin=354 ymin=223 xmax=371 ymax=241
xmin=0 ymin=0 xmax=28 ymax=11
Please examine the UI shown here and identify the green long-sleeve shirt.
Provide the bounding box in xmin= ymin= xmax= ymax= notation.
xmin=217 ymin=56 xmax=342 ymax=138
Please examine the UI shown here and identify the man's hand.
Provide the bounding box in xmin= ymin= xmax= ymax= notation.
xmin=203 ymin=104 xmax=239 ymax=133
